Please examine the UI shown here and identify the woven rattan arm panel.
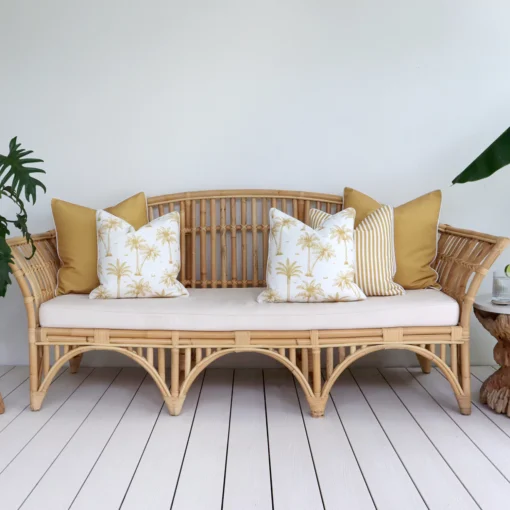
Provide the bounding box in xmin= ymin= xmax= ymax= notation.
xmin=7 ymin=230 xmax=59 ymax=328
xmin=433 ymin=224 xmax=510 ymax=330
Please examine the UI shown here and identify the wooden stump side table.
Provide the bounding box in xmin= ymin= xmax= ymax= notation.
xmin=474 ymin=295 xmax=510 ymax=417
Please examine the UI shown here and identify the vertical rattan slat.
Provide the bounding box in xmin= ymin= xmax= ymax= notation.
xmin=200 ymin=200 xmax=207 ymax=288
xmin=185 ymin=200 xmax=192 ymax=285
xmin=230 ymin=198 xmax=237 ymax=287
xmin=179 ymin=200 xmax=187 ymax=285
xmin=220 ymin=198 xmax=227 ymax=287
xmin=252 ymin=198 xmax=258 ymax=287
xmin=241 ymin=198 xmax=247 ymax=287
xmin=158 ymin=348 xmax=166 ymax=383
xmin=211 ymin=198 xmax=217 ymax=288
xmin=262 ymin=199 xmax=268 ymax=281
xmin=191 ymin=200 xmax=197 ymax=288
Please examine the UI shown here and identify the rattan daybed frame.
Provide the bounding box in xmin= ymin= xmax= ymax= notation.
xmin=7 ymin=190 xmax=509 ymax=417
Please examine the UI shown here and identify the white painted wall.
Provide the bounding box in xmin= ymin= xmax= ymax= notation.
xmin=1 ymin=0 xmax=510 ymax=367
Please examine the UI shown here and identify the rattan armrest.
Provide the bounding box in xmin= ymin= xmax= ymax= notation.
xmin=7 ymin=230 xmax=59 ymax=327
xmin=433 ymin=224 xmax=510 ymax=329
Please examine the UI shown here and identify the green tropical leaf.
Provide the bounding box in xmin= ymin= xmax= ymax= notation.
xmin=0 ymin=223 xmax=13 ymax=297
xmin=0 ymin=137 xmax=46 ymax=203
xmin=452 ymin=127 xmax=510 ymax=184
xmin=0 ymin=137 xmax=47 ymax=297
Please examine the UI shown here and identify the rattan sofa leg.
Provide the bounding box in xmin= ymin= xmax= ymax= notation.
xmin=459 ymin=339 xmax=472 ymax=415
xmin=416 ymin=353 xmax=432 ymax=374
xmin=458 ymin=395 xmax=471 ymax=415
xmin=30 ymin=390 xmax=46 ymax=411
xmin=308 ymin=397 xmax=327 ymax=418
xmin=165 ymin=395 xmax=185 ymax=416
xmin=69 ymin=353 xmax=83 ymax=374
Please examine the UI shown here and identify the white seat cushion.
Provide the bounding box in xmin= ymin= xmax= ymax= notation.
xmin=39 ymin=288 xmax=459 ymax=331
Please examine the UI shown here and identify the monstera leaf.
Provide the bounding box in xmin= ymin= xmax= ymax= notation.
xmin=452 ymin=128 xmax=510 ymax=184
xmin=0 ymin=137 xmax=46 ymax=297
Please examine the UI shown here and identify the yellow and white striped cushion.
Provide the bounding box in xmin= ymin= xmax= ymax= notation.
xmin=310 ymin=206 xmax=404 ymax=296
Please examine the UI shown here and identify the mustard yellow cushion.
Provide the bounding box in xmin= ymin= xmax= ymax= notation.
xmin=52 ymin=193 xmax=148 ymax=295
xmin=343 ymin=187 xmax=441 ymax=290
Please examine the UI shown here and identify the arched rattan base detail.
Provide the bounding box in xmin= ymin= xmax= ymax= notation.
xmin=320 ymin=344 xmax=468 ymax=415
xmin=29 ymin=340 xmax=471 ymax=418
xmin=30 ymin=346 xmax=172 ymax=412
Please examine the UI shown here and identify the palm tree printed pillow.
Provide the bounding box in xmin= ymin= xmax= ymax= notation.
xmin=90 ymin=210 xmax=188 ymax=299
xmin=257 ymin=208 xmax=366 ymax=303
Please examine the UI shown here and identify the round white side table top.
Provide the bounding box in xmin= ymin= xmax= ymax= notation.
xmin=474 ymin=294 xmax=510 ymax=315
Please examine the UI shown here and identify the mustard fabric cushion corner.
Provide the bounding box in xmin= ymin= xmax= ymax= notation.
xmin=343 ymin=187 xmax=441 ymax=290
xmin=52 ymin=192 xmax=148 ymax=295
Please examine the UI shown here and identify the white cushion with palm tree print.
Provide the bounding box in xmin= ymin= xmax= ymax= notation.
xmin=258 ymin=208 xmax=366 ymax=303
xmin=90 ymin=210 xmax=188 ymax=299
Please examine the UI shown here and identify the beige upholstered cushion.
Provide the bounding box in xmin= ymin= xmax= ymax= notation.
xmin=40 ymin=288 xmax=459 ymax=331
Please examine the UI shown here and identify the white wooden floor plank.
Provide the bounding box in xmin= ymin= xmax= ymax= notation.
xmin=329 ymin=370 xmax=426 ymax=510
xmin=21 ymin=368 xmax=144 ymax=510
xmin=0 ymin=368 xmax=67 ymax=434
xmin=353 ymin=368 xmax=478 ymax=510
xmin=264 ymin=369 xmax=323 ymax=510
xmin=223 ymin=369 xmax=272 ymax=510
xmin=0 ymin=366 xmax=29 ymax=397
xmin=70 ymin=374 xmax=162 ymax=510
xmin=411 ymin=368 xmax=510 ymax=482
xmin=384 ymin=368 xmax=510 ymax=508
xmin=0 ymin=366 xmax=14 ymax=379
xmin=120 ymin=372 xmax=204 ymax=510
xmin=0 ymin=368 xmax=93 ymax=472
xmin=0 ymin=379 xmax=29 ymax=433
xmin=471 ymin=365 xmax=496 ymax=382
xmin=470 ymin=374 xmax=510 ymax=437
xmin=171 ymin=369 xmax=234 ymax=510
xmin=0 ymin=368 xmax=120 ymax=510
xmin=296 ymin=379 xmax=375 ymax=510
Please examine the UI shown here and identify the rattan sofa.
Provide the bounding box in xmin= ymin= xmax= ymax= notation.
xmin=7 ymin=190 xmax=509 ymax=417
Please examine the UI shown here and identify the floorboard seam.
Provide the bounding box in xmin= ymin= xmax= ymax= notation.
xmin=325 ymin=371 xmax=377 ymax=510
xmin=119 ymin=400 xmax=165 ymax=509
xmin=350 ymin=369 xmax=430 ymax=510
xmin=0 ymin=368 xmax=96 ymax=477
xmin=429 ymin=368 xmax=510 ymax=440
xmin=378 ymin=369 xmax=482 ymax=510
xmin=18 ymin=368 xmax=123 ymax=509
xmin=0 ymin=366 xmax=16 ymax=380
xmin=408 ymin=368 xmax=510 ymax=485
xmin=169 ymin=371 xmax=206 ymax=510
xmin=220 ymin=369 xmax=235 ymax=510
xmin=0 ymin=367 xmax=70 ymax=436
xmin=262 ymin=370 xmax=275 ymax=510
xmin=68 ymin=372 xmax=147 ymax=509
xmin=292 ymin=377 xmax=326 ymax=510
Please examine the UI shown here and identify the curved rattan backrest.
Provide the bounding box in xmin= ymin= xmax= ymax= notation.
xmin=147 ymin=190 xmax=343 ymax=288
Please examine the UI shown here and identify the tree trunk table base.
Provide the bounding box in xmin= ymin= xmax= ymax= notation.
xmin=480 ymin=367 xmax=510 ymax=416
xmin=474 ymin=305 xmax=510 ymax=417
